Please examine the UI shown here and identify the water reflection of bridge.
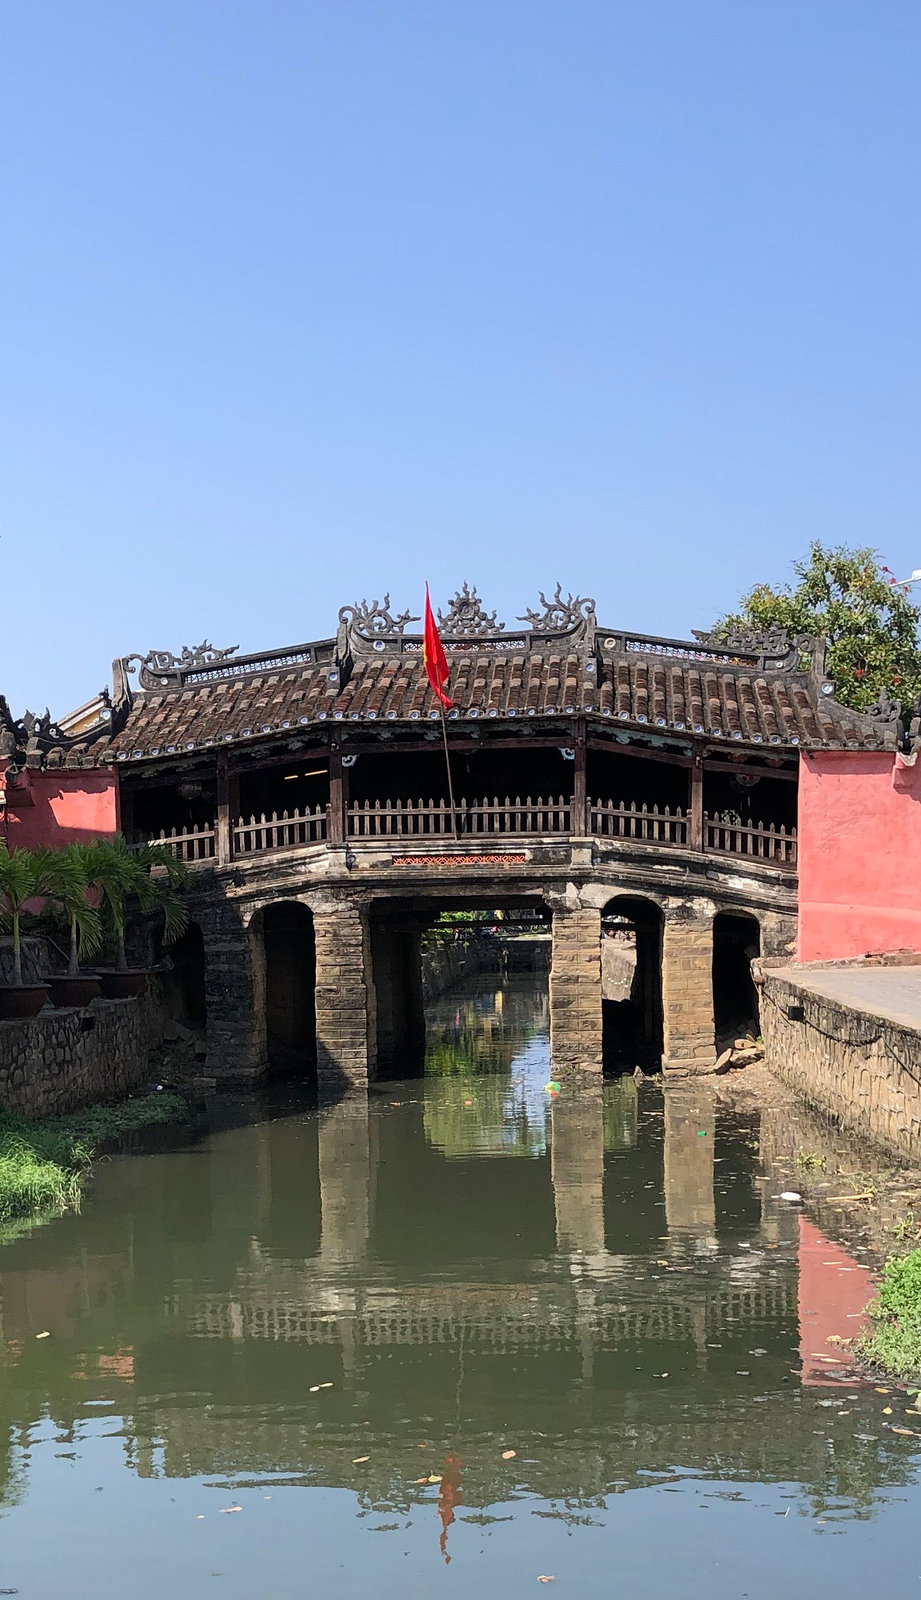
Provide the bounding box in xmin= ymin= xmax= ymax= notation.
xmin=185 ymin=1275 xmax=799 ymax=1352
xmin=0 ymin=1075 xmax=910 ymax=1517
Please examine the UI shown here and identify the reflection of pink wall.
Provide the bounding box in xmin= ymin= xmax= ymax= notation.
xmin=797 ymin=1216 xmax=875 ymax=1384
xmin=1 ymin=766 xmax=119 ymax=848
xmin=798 ymin=751 xmax=921 ymax=961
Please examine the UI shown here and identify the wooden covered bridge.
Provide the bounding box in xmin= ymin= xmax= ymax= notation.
xmin=0 ymin=585 xmax=894 ymax=1089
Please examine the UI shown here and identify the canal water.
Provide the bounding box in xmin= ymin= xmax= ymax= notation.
xmin=0 ymin=977 xmax=919 ymax=1597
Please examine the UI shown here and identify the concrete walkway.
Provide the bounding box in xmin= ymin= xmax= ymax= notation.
xmin=771 ymin=963 xmax=921 ymax=1033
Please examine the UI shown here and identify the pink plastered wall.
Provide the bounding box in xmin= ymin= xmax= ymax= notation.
xmin=1 ymin=765 xmax=119 ymax=849
xmin=798 ymin=749 xmax=921 ymax=961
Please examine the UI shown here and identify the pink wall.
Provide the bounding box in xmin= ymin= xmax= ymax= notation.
xmin=1 ymin=765 xmax=119 ymax=850
xmin=798 ymin=749 xmax=921 ymax=961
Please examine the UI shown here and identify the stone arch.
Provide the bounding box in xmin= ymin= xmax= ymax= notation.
xmin=601 ymin=895 xmax=664 ymax=1070
xmin=249 ymin=899 xmax=317 ymax=1076
xmin=712 ymin=910 xmax=761 ymax=1043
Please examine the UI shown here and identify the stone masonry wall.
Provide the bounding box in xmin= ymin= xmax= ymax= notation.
xmin=0 ymin=997 xmax=153 ymax=1118
xmin=549 ymin=906 xmax=603 ymax=1075
xmin=761 ymin=972 xmax=921 ymax=1162
xmin=311 ymin=898 xmax=376 ymax=1093
xmin=661 ymin=903 xmax=716 ymax=1073
xmin=0 ymin=936 xmax=50 ymax=987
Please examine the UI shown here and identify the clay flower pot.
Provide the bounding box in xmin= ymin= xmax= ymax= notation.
xmin=46 ymin=975 xmax=102 ymax=1009
xmin=96 ymin=970 xmax=148 ymax=1000
xmin=0 ymin=984 xmax=51 ymax=1020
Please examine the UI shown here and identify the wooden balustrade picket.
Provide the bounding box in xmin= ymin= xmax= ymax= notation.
xmin=144 ymin=796 xmax=796 ymax=868
xmin=233 ymin=806 xmax=328 ymax=854
xmin=346 ymin=795 xmax=572 ymax=838
xmin=347 ymin=798 xmax=455 ymax=838
xmin=589 ymin=799 xmax=687 ymax=846
xmin=150 ymin=823 xmax=216 ymax=862
xmin=705 ymin=814 xmax=797 ymax=866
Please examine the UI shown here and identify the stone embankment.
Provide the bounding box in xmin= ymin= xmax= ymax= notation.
xmin=760 ymin=956 xmax=921 ymax=1162
xmin=422 ymin=934 xmax=550 ymax=1002
xmin=0 ymin=995 xmax=154 ymax=1117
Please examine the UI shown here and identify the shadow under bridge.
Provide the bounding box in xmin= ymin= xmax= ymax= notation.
xmin=369 ymin=892 xmax=551 ymax=1077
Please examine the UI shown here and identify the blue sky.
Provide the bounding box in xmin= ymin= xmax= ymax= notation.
xmin=3 ymin=1 xmax=920 ymax=714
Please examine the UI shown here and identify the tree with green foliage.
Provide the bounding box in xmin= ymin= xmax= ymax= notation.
xmin=713 ymin=542 xmax=921 ymax=713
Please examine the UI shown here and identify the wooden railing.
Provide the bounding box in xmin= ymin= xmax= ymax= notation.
xmin=148 ymin=823 xmax=216 ymax=862
xmin=233 ymin=806 xmax=328 ymax=855
xmin=705 ymin=814 xmax=797 ymax=866
xmin=589 ymin=799 xmax=687 ymax=846
xmin=143 ymin=797 xmax=796 ymax=868
xmin=347 ymin=795 xmax=572 ymax=838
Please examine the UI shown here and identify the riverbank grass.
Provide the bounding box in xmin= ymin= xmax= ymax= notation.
xmin=860 ymin=1248 xmax=921 ymax=1380
xmin=0 ymin=1092 xmax=188 ymax=1229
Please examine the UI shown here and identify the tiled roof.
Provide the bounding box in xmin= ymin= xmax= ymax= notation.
xmin=105 ymin=644 xmax=890 ymax=764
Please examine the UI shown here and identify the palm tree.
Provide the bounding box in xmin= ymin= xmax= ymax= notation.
xmin=32 ymin=845 xmax=102 ymax=976
xmin=136 ymin=840 xmax=190 ymax=953
xmin=0 ymin=844 xmax=37 ymax=987
xmin=80 ymin=836 xmax=189 ymax=970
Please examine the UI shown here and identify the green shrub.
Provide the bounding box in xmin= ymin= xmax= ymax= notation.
xmin=0 ymin=1092 xmax=188 ymax=1232
xmin=860 ymin=1248 xmax=921 ymax=1380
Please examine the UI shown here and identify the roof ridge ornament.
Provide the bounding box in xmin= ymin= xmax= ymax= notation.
xmin=438 ymin=583 xmax=504 ymax=637
xmin=126 ymin=641 xmax=239 ymax=690
xmin=338 ymin=596 xmax=420 ymax=638
xmin=692 ymin=626 xmax=818 ymax=673
xmin=693 ymin=625 xmax=792 ymax=656
xmin=518 ymin=585 xmax=596 ymax=632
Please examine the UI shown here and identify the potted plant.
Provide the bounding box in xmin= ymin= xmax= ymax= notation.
xmin=0 ymin=844 xmax=51 ymax=1018
xmin=83 ymin=836 xmax=189 ymax=997
xmin=33 ymin=845 xmax=103 ymax=1007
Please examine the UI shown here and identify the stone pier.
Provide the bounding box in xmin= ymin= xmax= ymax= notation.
xmin=203 ymin=904 xmax=266 ymax=1085
xmin=661 ymin=900 xmax=716 ymax=1073
xmin=549 ymin=905 xmax=603 ymax=1074
xmin=312 ymin=896 xmax=377 ymax=1093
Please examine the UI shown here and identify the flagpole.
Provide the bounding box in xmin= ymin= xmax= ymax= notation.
xmin=439 ymin=701 xmax=460 ymax=840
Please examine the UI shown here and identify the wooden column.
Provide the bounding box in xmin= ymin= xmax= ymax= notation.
xmin=116 ymin=777 xmax=134 ymax=843
xmin=216 ymin=755 xmax=231 ymax=866
xmin=328 ymin=731 xmax=346 ymax=846
xmin=573 ymin=716 xmax=588 ymax=836
xmin=689 ymin=748 xmax=704 ymax=852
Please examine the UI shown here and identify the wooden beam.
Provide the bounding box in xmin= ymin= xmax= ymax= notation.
xmin=587 ymin=736 xmax=692 ymax=770
xmin=702 ymin=756 xmax=797 ymax=782
xmin=339 ymin=735 xmax=573 ymax=759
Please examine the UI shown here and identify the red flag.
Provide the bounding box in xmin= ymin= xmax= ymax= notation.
xmin=423 ymin=584 xmax=454 ymax=708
